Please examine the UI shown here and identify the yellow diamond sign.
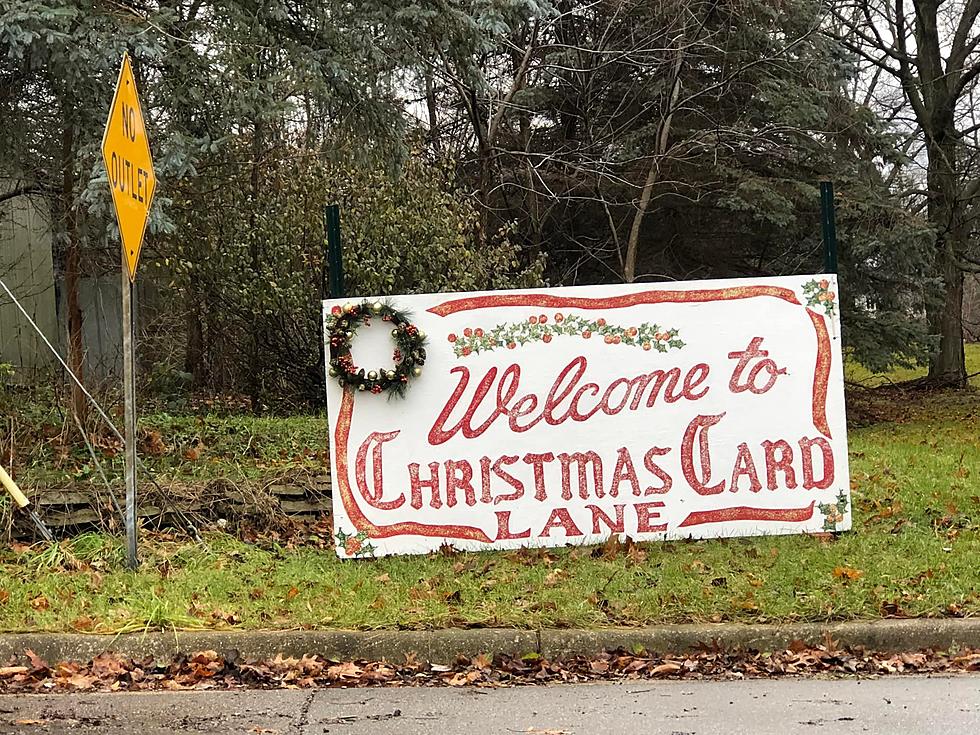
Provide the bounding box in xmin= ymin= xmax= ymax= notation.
xmin=101 ymin=53 xmax=156 ymax=281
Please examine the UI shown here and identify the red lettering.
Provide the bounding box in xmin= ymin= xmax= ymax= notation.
xmin=543 ymin=356 xmax=587 ymax=424
xmin=479 ymin=456 xmax=492 ymax=503
xmin=557 ymin=451 xmax=603 ymax=500
xmin=523 ymin=452 xmax=556 ymax=501
xmin=587 ymin=504 xmax=625 ymax=534
xmin=608 ymin=447 xmax=639 ymax=497
xmin=508 ymin=393 xmax=541 ymax=432
xmin=799 ymin=436 xmax=835 ymax=489
xmin=728 ymin=337 xmax=786 ymax=395
xmin=495 ymin=510 xmax=531 ymax=540
xmin=729 ymin=443 xmax=762 ymax=493
xmin=570 ymin=382 xmax=602 ymax=421
xmin=643 ymin=446 xmax=673 ymax=494
xmin=409 ymin=461 xmax=442 ymax=509
xmin=492 ymin=455 xmax=524 ymax=504
xmin=354 ymin=431 xmax=405 ymax=510
xmin=600 ymin=378 xmax=632 ymax=415
xmin=683 ymin=363 xmax=710 ymax=399
xmin=635 ymin=501 xmax=667 ymax=533
xmin=445 ymin=459 xmax=476 ymax=507
xmin=681 ymin=413 xmax=726 ymax=494
xmin=763 ymin=440 xmax=797 ymax=490
xmin=626 ymin=368 xmax=682 ymax=409
xmin=427 ymin=365 xmax=501 ymax=445
xmin=540 ymin=507 xmax=584 ymax=537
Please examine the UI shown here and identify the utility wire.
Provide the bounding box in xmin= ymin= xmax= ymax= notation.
xmin=0 ymin=277 xmax=205 ymax=547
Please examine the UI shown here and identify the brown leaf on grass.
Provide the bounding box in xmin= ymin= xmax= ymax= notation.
xmin=70 ymin=616 xmax=95 ymax=632
xmin=140 ymin=430 xmax=167 ymax=457
xmin=0 ymin=666 xmax=29 ymax=677
xmin=0 ymin=589 xmax=9 ymax=604
xmin=650 ymin=662 xmax=682 ymax=676
xmin=285 ymin=586 xmax=299 ymax=600
xmin=13 ymin=720 xmax=47 ymax=726
xmin=544 ymin=569 xmax=566 ymax=587
xmin=833 ymin=566 xmax=863 ymax=582
xmin=28 ymin=595 xmax=49 ymax=611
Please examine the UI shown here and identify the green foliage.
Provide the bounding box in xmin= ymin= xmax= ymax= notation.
xmin=166 ymin=150 xmax=544 ymax=404
xmin=2 ymin=390 xmax=979 ymax=632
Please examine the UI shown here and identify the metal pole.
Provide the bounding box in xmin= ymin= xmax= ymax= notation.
xmin=820 ymin=181 xmax=839 ymax=274
xmin=121 ymin=272 xmax=138 ymax=569
xmin=326 ymin=204 xmax=344 ymax=299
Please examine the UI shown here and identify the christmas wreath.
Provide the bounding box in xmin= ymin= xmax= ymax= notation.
xmin=326 ymin=300 xmax=427 ymax=397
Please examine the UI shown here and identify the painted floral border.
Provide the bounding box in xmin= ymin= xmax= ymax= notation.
xmin=818 ymin=490 xmax=849 ymax=532
xmin=447 ymin=312 xmax=684 ymax=358
xmin=803 ymin=278 xmax=837 ymax=318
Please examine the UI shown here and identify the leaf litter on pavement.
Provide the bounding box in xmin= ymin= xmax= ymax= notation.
xmin=0 ymin=643 xmax=978 ymax=694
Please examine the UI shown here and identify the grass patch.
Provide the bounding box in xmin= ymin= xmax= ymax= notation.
xmin=845 ymin=343 xmax=980 ymax=387
xmin=0 ymin=389 xmax=977 ymax=633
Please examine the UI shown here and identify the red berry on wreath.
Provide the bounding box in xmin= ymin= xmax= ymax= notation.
xmin=613 ymin=335 xmax=621 ymax=344
xmin=448 ymin=333 xmax=457 ymax=342
xmin=555 ymin=313 xmax=564 ymax=322
xmin=507 ymin=342 xmax=517 ymax=349
xmin=462 ymin=346 xmax=472 ymax=356
xmin=331 ymin=306 xmax=342 ymax=316
xmin=539 ymin=314 xmax=547 ymax=324
xmin=529 ymin=316 xmax=537 ymax=324
xmin=604 ymin=335 xmax=613 ymax=344
xmin=474 ymin=328 xmax=484 ymax=337
xmin=597 ymin=318 xmax=606 ymax=327
xmin=370 ymin=385 xmax=383 ymax=395
xmin=542 ymin=334 xmax=552 ymax=343
xmin=463 ymin=327 xmax=472 ymax=337
xmin=582 ymin=330 xmax=591 ymax=339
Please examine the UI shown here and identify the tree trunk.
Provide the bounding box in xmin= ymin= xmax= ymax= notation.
xmin=248 ymin=116 xmax=264 ymax=414
xmin=925 ymin=135 xmax=967 ymax=386
xmin=61 ymin=122 xmax=86 ymax=420
xmin=623 ymin=49 xmax=684 ymax=283
xmin=929 ymin=253 xmax=966 ymax=385
xmin=183 ymin=282 xmax=205 ymax=386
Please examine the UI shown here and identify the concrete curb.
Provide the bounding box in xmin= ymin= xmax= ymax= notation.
xmin=1 ymin=619 xmax=978 ymax=665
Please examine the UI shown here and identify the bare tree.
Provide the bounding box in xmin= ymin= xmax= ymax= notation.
xmin=829 ymin=0 xmax=980 ymax=386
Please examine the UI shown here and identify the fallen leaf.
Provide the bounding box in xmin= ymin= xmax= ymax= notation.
xmin=833 ymin=566 xmax=863 ymax=582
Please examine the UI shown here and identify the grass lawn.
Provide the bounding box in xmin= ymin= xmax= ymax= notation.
xmin=0 ymin=380 xmax=977 ymax=633
xmin=845 ymin=343 xmax=980 ymax=387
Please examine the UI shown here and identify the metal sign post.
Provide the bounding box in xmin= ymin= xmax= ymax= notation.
xmin=326 ymin=204 xmax=344 ymax=299
xmin=820 ymin=181 xmax=839 ymax=274
xmin=101 ymin=53 xmax=157 ymax=569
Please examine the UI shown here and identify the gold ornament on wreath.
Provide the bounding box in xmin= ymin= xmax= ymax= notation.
xmin=326 ymin=300 xmax=428 ymax=397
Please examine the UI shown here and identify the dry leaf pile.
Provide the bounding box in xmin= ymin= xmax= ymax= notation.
xmin=1 ymin=643 xmax=978 ymax=694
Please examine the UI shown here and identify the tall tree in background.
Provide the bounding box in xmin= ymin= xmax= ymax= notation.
xmin=397 ymin=0 xmax=934 ymax=370
xmin=830 ymin=0 xmax=980 ymax=387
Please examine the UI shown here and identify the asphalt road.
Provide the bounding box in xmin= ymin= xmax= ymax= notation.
xmin=1 ymin=676 xmax=978 ymax=734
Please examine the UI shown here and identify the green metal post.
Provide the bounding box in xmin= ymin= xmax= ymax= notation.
xmin=325 ymin=204 xmax=344 ymax=299
xmin=820 ymin=181 xmax=838 ymax=274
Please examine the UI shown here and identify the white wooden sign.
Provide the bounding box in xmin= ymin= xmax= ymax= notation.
xmin=324 ymin=275 xmax=850 ymax=558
